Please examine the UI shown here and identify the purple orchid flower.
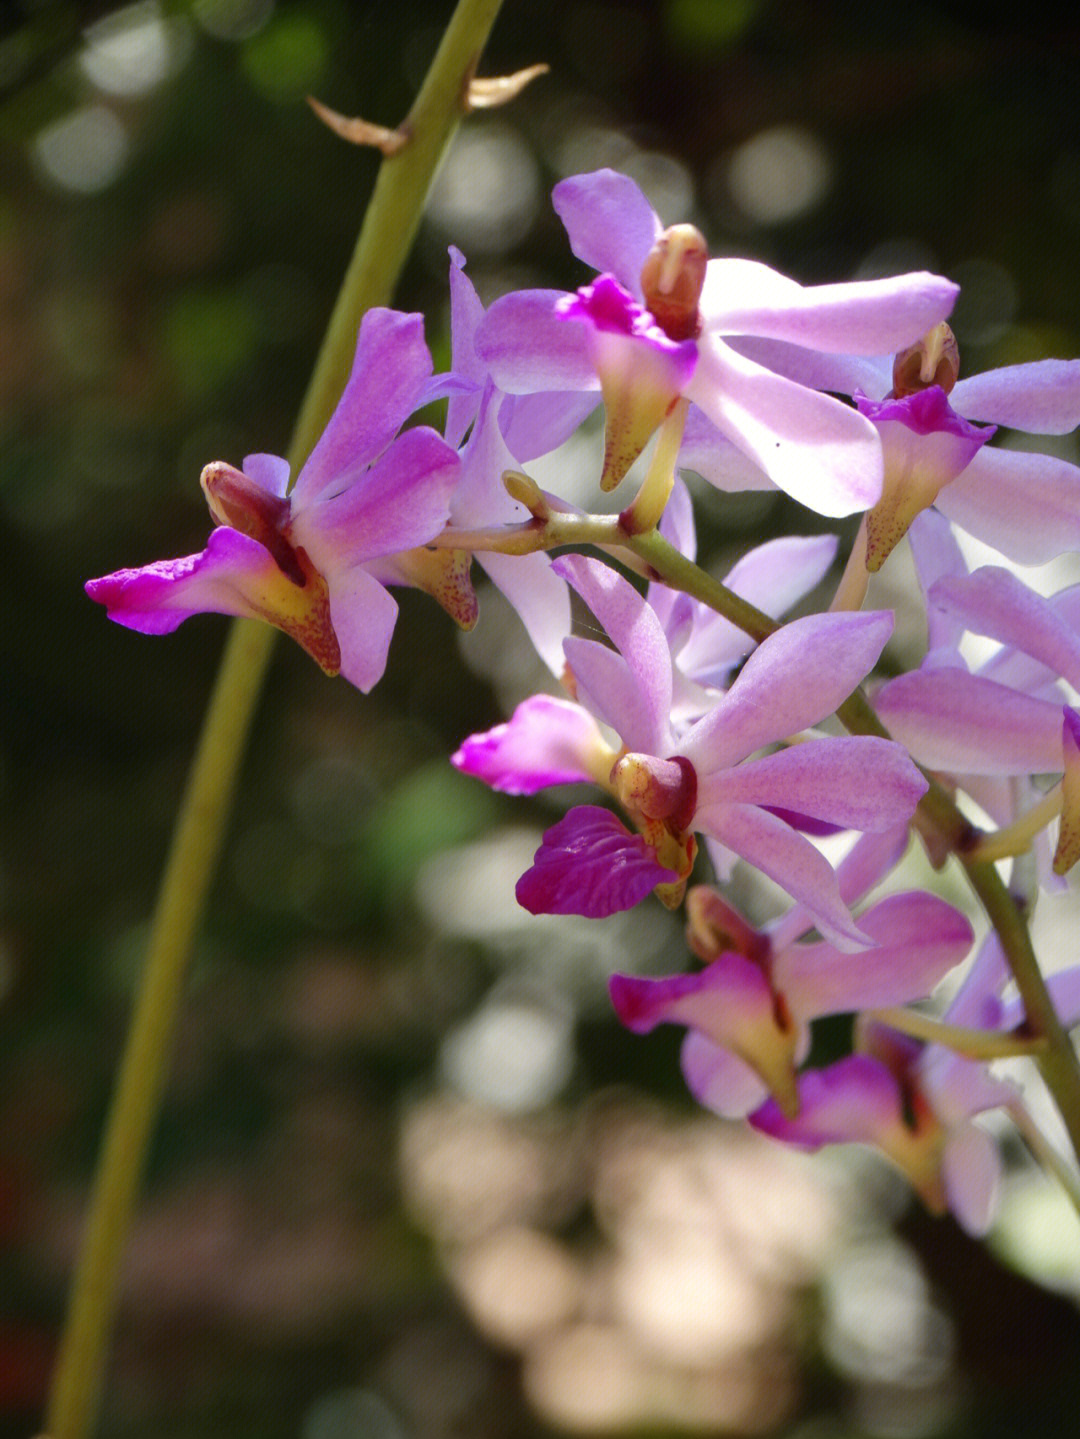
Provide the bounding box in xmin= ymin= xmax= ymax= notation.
xmin=610 ymin=826 xmax=973 ymax=1119
xmin=730 ymin=325 xmax=1080 ymax=563
xmin=87 ymin=309 xmax=462 ymax=692
xmin=474 ymin=168 xmax=957 ymax=516
xmin=453 ymin=554 xmax=927 ymax=946
xmin=748 ymin=934 xmax=1043 ymax=1235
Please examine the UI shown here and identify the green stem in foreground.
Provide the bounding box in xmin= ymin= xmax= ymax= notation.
xmin=45 ymin=5 xmax=505 ymax=1438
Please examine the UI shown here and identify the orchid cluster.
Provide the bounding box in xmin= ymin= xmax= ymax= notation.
xmin=88 ymin=167 xmax=1080 ymax=1236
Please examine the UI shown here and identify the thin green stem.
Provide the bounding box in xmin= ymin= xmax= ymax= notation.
xmin=868 ymin=1006 xmax=1048 ymax=1061
xmin=45 ymin=5 xmax=506 ymax=1437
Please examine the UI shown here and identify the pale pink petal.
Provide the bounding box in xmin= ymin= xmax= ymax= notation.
xmin=699 ymin=736 xmax=926 ymax=832
xmin=476 ymin=289 xmax=598 ymax=393
xmin=479 ymin=551 xmax=573 ymax=679
xmin=930 ymin=567 xmax=1080 ymax=693
xmin=874 ymin=670 xmax=1066 ymax=775
xmin=933 ymin=445 xmax=1080 ymax=564
xmin=775 ymin=890 xmax=974 ymax=1020
xmin=699 ymin=802 xmax=867 ymax=949
xmin=951 ymin=359 xmax=1080 ymax=433
xmin=328 ymin=567 xmax=400 ymax=693
xmin=680 ymin=1032 xmax=769 ymax=1118
xmin=687 ymin=334 xmax=885 ymax=516
xmin=556 ymin=554 xmax=674 ymax=754
xmin=451 ymin=694 xmax=606 ymax=793
xmin=682 ymin=610 xmax=893 ymax=770
xmin=704 ymin=261 xmax=957 ymax=355
xmin=941 ymin=1125 xmax=1001 ymax=1236
xmin=551 ymin=169 xmax=661 ymax=294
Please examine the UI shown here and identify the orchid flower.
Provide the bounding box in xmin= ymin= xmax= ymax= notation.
xmin=732 ymin=323 xmax=1080 ymax=565
xmin=87 ymin=309 xmax=462 ymax=692
xmin=749 ymin=935 xmax=1046 ymax=1235
xmin=474 ymin=168 xmax=957 ymax=517
xmin=453 ymin=554 xmax=927 ymax=946
xmin=610 ymin=827 xmax=973 ymax=1119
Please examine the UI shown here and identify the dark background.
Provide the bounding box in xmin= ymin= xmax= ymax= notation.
xmin=3 ymin=2 xmax=1080 ymax=1436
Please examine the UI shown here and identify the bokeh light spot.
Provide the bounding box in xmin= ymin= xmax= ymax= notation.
xmin=33 ymin=105 xmax=129 ymax=195
xmin=727 ymin=125 xmax=833 ymax=225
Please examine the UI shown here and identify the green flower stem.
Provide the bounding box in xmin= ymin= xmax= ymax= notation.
xmin=44 ymin=5 xmax=506 ymax=1438
xmin=867 ymin=1006 xmax=1048 ymax=1061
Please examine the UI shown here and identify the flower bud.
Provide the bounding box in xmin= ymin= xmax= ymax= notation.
xmin=891 ymin=322 xmax=960 ymax=398
xmin=640 ymin=224 xmax=708 ymax=341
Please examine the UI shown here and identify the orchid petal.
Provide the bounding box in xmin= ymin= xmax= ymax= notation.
xmin=930 ymin=567 xmax=1080 ymax=693
xmin=941 ymin=1125 xmax=1001 ymax=1236
xmin=727 ymin=336 xmax=892 ymax=396
xmin=698 ymin=736 xmax=926 ymax=832
xmin=555 ymin=554 xmax=674 ymax=753
xmin=874 ymin=670 xmax=1066 ymax=775
xmin=476 ymin=289 xmax=598 ymax=393
xmin=293 ymin=309 xmax=433 ymax=502
xmin=296 ymin=425 xmax=459 ymax=565
xmin=479 ymin=551 xmax=574 ymax=679
xmin=88 ymin=528 xmax=300 ymax=633
xmin=750 ymin=1055 xmax=902 ymax=1149
xmin=327 ymin=567 xmax=400 ymax=693
xmin=703 ymin=261 xmax=957 ymax=355
xmin=676 ymin=405 xmax=775 ymax=493
xmin=682 ymin=610 xmax=893 ymax=770
xmin=687 ymin=335 xmax=885 ymax=516
xmin=675 ymin=535 xmax=840 ymax=688
xmin=516 ymin=805 xmax=678 ymax=916
xmin=445 ymin=246 xmax=489 ymax=446
xmin=776 ymin=890 xmax=974 ymax=1020
xmin=243 ymin=452 xmax=291 ymax=498
xmin=951 ymin=359 xmax=1080 ymax=433
xmin=933 ymin=445 xmax=1080 ymax=564
xmin=551 ymin=169 xmax=661 ymax=294
xmin=451 ymin=694 xmax=608 ymax=793
xmin=699 ymin=803 xmax=867 ymax=949
xmin=680 ymin=1031 xmax=769 ymax=1118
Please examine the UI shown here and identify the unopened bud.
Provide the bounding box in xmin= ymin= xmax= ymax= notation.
xmin=640 ymin=224 xmax=708 ymax=341
xmin=892 ymin=322 xmax=960 ymax=398
xmin=503 ymin=468 xmax=549 ymax=518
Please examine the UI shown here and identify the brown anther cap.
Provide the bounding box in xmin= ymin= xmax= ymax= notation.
xmin=892 ymin=322 xmax=960 ymax=398
xmin=640 ymin=224 xmax=708 ymax=341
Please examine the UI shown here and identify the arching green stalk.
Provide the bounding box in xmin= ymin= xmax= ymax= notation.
xmin=44 ymin=5 xmax=506 ymax=1436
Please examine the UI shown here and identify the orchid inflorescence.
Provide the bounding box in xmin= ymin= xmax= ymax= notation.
xmin=88 ymin=167 xmax=1080 ymax=1234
